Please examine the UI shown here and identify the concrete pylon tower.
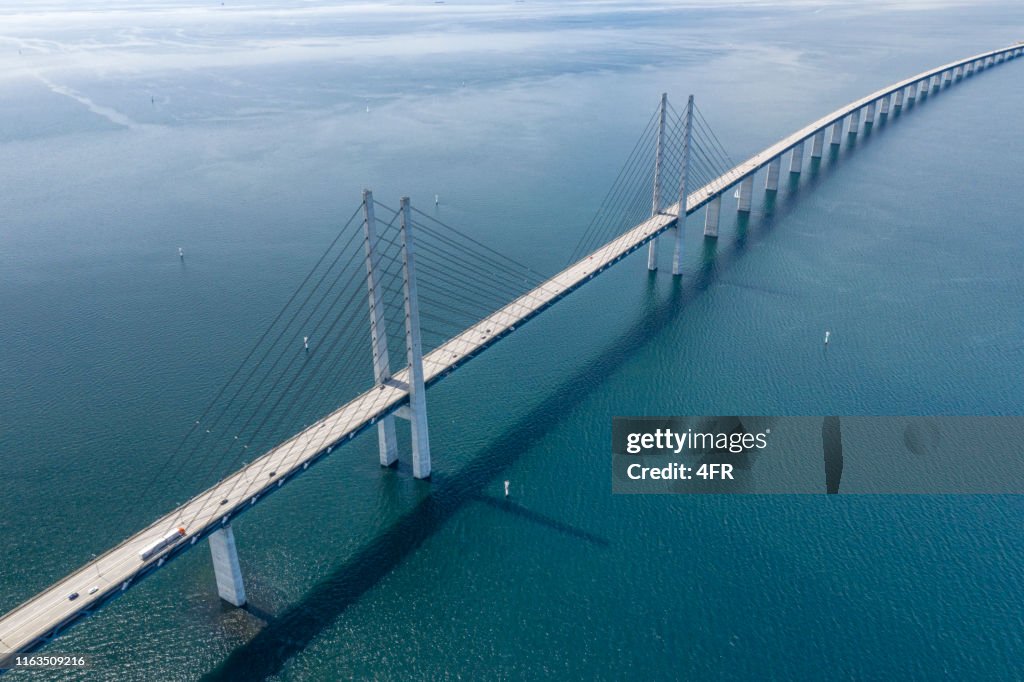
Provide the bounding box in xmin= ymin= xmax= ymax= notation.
xmin=671 ymin=94 xmax=693 ymax=276
xmin=362 ymin=189 xmax=399 ymax=468
xmin=398 ymin=197 xmax=431 ymax=479
xmin=647 ymin=93 xmax=668 ymax=271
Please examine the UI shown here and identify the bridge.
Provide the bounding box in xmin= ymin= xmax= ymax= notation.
xmin=1 ymin=42 xmax=1021 ymax=669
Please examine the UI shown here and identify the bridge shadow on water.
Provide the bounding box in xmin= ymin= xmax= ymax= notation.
xmin=204 ymin=108 xmax=900 ymax=680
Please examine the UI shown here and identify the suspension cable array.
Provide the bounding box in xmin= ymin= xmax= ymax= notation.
xmin=567 ymin=94 xmax=734 ymax=264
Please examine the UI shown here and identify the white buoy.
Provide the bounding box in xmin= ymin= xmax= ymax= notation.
xmin=303 ymin=336 xmax=309 ymax=351
xmin=504 ymin=480 xmax=510 ymax=497
xmin=824 ymin=330 xmax=831 ymax=345
xmin=178 ymin=247 xmax=184 ymax=260
xmin=434 ymin=194 xmax=439 ymax=206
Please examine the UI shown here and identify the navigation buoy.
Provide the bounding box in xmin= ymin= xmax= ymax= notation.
xmin=824 ymin=330 xmax=831 ymax=345
xmin=504 ymin=480 xmax=510 ymax=497
xmin=435 ymin=194 xmax=439 ymax=206
xmin=178 ymin=247 xmax=184 ymax=260
xmin=303 ymin=336 xmax=309 ymax=351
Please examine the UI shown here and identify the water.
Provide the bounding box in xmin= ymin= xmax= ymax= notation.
xmin=1 ymin=1 xmax=1023 ymax=679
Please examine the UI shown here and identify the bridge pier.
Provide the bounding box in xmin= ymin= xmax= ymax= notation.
xmin=829 ymin=118 xmax=843 ymax=145
xmin=765 ymin=157 xmax=780 ymax=191
xmin=879 ymin=95 xmax=889 ymax=116
xmin=906 ymin=84 xmax=916 ymax=103
xmin=398 ymin=198 xmax=432 ymax=479
xmin=362 ymin=190 xmax=399 ymax=468
xmin=789 ymin=141 xmax=804 ymax=173
xmin=894 ymin=89 xmax=903 ymax=109
xmin=736 ymin=175 xmax=753 ymax=213
xmin=703 ymin=195 xmax=720 ymax=237
xmin=810 ymin=129 xmax=825 ymax=158
xmin=647 ymin=93 xmax=668 ymax=271
xmin=843 ymin=107 xmax=860 ymax=135
xmin=209 ymin=526 xmax=246 ymax=607
xmin=864 ymin=101 xmax=875 ymax=125
xmin=942 ymin=70 xmax=952 ymax=86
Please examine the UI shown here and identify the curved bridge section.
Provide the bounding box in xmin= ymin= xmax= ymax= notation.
xmin=1 ymin=42 xmax=1021 ymax=669
xmin=675 ymin=42 xmax=1024 ymax=222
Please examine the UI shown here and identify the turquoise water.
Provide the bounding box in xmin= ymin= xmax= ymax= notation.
xmin=1 ymin=2 xmax=1022 ymax=679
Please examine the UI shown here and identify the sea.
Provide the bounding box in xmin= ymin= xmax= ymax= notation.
xmin=0 ymin=1 xmax=1022 ymax=679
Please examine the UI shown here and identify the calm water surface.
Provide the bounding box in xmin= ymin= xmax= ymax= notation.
xmin=0 ymin=1 xmax=1022 ymax=679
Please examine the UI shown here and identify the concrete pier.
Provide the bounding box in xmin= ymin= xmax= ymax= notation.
xmin=830 ymin=119 xmax=843 ymax=145
xmin=362 ymin=190 xmax=399 ymax=468
xmin=894 ymin=89 xmax=904 ymax=108
xmin=209 ymin=526 xmax=246 ymax=607
xmin=906 ymin=84 xmax=916 ymax=102
xmin=847 ymin=108 xmax=860 ymax=135
xmin=879 ymin=95 xmax=889 ymax=115
xmin=399 ymin=197 xmax=431 ymax=479
xmin=864 ymin=101 xmax=875 ymax=124
xmin=765 ymin=157 xmax=781 ymax=191
xmin=736 ymin=175 xmax=753 ymax=213
xmin=703 ymin=194 xmax=720 ymax=237
xmin=789 ymin=141 xmax=804 ymax=173
xmin=810 ymin=130 xmax=825 ymax=158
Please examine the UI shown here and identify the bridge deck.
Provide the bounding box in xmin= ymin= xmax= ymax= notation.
xmin=678 ymin=42 xmax=1022 ymax=216
xmin=1 ymin=41 xmax=1021 ymax=663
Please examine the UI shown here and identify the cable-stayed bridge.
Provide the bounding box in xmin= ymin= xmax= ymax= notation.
xmin=1 ymin=42 xmax=1020 ymax=668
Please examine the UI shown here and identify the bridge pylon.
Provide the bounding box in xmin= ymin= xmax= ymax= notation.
xmin=398 ymin=197 xmax=431 ymax=479
xmin=362 ymin=189 xmax=400 ymax=468
xmin=671 ymin=94 xmax=693 ymax=275
xmin=360 ymin=192 xmax=432 ymax=479
xmin=647 ymin=93 xmax=669 ymax=271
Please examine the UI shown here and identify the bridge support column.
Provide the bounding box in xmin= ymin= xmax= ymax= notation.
xmin=829 ymin=118 xmax=843 ymax=145
xmin=810 ymin=130 xmax=825 ymax=158
xmin=864 ymin=101 xmax=875 ymax=125
xmin=209 ymin=526 xmax=246 ymax=607
xmin=399 ymin=197 xmax=431 ymax=479
xmin=905 ymin=84 xmax=916 ymax=103
xmin=703 ymin=194 xmax=720 ymax=237
xmin=879 ymin=95 xmax=889 ymax=116
xmin=846 ymin=108 xmax=860 ymax=135
xmin=647 ymin=93 xmax=668 ymax=271
xmin=736 ymin=175 xmax=753 ymax=213
xmin=942 ymin=70 xmax=951 ymax=86
xmin=894 ymin=89 xmax=903 ymax=108
xmin=789 ymin=141 xmax=804 ymax=173
xmin=671 ymin=95 xmax=694 ymax=276
xmin=362 ymin=190 xmax=399 ymax=468
xmin=764 ymin=157 xmax=780 ymax=192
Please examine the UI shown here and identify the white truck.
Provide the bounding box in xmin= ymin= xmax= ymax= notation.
xmin=138 ymin=527 xmax=186 ymax=561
